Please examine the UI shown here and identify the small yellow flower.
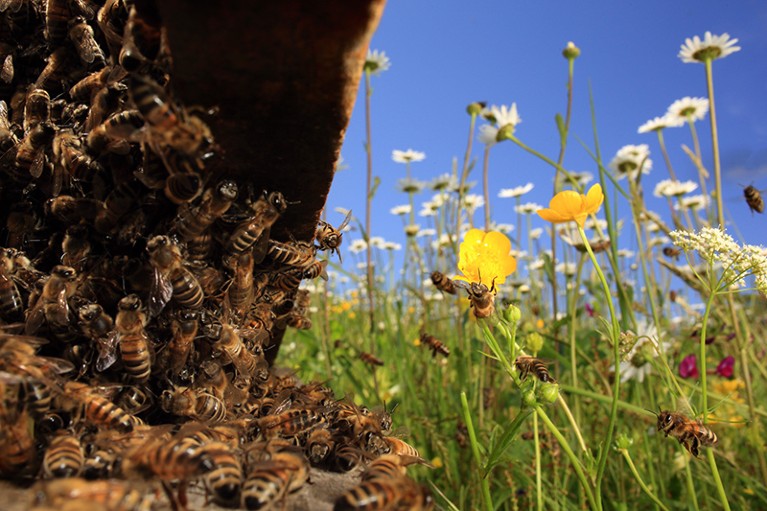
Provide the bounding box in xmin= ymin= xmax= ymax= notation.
xmin=431 ymin=456 xmax=443 ymax=469
xmin=407 ymin=306 xmax=416 ymax=315
xmin=456 ymin=229 xmax=517 ymax=287
xmin=347 ymin=311 xmax=356 ymax=319
xmin=413 ymin=337 xmax=421 ymax=347
xmin=537 ymin=184 xmax=604 ymax=228
xmin=340 ymin=302 xmax=352 ymax=312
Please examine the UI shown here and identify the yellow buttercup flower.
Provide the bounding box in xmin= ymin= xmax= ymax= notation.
xmin=456 ymin=229 xmax=517 ymax=287
xmin=537 ymin=184 xmax=604 ymax=227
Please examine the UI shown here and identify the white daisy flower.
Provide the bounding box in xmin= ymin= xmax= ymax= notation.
xmin=675 ymin=194 xmax=710 ymax=210
xmin=638 ymin=115 xmax=683 ymax=134
xmin=666 ymin=97 xmax=709 ymax=123
xmin=617 ymin=249 xmax=635 ymax=258
xmin=528 ymin=259 xmax=545 ymax=271
xmin=462 ymin=194 xmax=485 ymax=212
xmin=430 ymin=192 xmax=448 ymax=208
xmin=609 ymin=144 xmax=653 ymax=180
xmin=419 ymin=204 xmax=437 ymax=217
xmin=485 ymin=103 xmax=522 ymax=128
xmin=498 ymin=183 xmax=534 ymax=198
xmin=396 ymin=177 xmax=426 ymax=194
xmin=417 ymin=228 xmax=436 ymax=238
xmin=392 ymin=149 xmax=426 ymax=163
xmin=653 ymin=179 xmax=698 ymax=198
xmin=530 ymin=228 xmax=543 ymax=240
xmin=583 ymin=217 xmax=610 ymax=231
xmin=555 ymin=262 xmax=577 ymax=276
xmin=383 ymin=241 xmax=402 ymax=251
xmin=356 ymin=262 xmax=374 ymax=270
xmin=478 ymin=124 xmax=499 ymax=146
xmin=515 ymin=202 xmax=544 ymax=214
xmin=348 ymin=239 xmax=367 ymax=254
xmin=368 ymin=236 xmax=385 ymax=248
xmin=518 ymin=284 xmax=531 ymax=293
xmin=431 ymin=173 xmax=457 ymax=191
xmin=364 ymin=49 xmax=391 ymax=74
xmin=390 ymin=204 xmax=412 ymax=216
xmin=490 ymin=222 xmax=514 ymax=234
xmin=678 ymin=32 xmax=741 ymax=64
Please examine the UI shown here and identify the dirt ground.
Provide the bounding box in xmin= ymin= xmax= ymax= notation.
xmin=0 ymin=468 xmax=360 ymax=510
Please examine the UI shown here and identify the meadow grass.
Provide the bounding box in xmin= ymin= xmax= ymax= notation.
xmin=281 ymin=39 xmax=767 ymax=510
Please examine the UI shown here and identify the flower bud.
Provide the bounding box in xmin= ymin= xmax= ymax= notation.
xmin=404 ymin=224 xmax=420 ymax=237
xmin=539 ymin=382 xmax=559 ymax=403
xmin=615 ymin=433 xmax=634 ymax=450
xmin=527 ymin=332 xmax=544 ymax=354
xmin=503 ymin=303 xmax=522 ymax=326
xmin=562 ymin=41 xmax=581 ymax=60
xmin=522 ymin=388 xmax=537 ymax=407
xmin=496 ymin=123 xmax=516 ymax=141
xmin=466 ymin=102 xmax=487 ymax=116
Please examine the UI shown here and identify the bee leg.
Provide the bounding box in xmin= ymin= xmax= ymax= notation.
xmin=690 ymin=437 xmax=700 ymax=457
xmin=161 ymin=481 xmax=181 ymax=511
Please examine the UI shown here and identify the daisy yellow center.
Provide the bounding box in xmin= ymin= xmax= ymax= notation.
xmin=693 ymin=46 xmax=722 ymax=61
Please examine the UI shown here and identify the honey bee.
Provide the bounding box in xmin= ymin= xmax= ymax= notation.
xmin=281 ymin=311 xmax=312 ymax=330
xmin=68 ymin=16 xmax=106 ymax=67
xmin=24 ymin=88 xmax=51 ymax=134
xmin=454 ymin=280 xmax=495 ymax=319
xmin=82 ymin=447 xmax=121 ymax=480
xmin=361 ymin=454 xmax=408 ymax=481
xmin=47 ymin=195 xmax=102 ymax=224
xmin=266 ymin=239 xmax=317 ymax=269
xmin=359 ymin=351 xmax=384 ymax=367
xmin=301 ymin=258 xmax=329 ymax=281
xmin=315 ymin=209 xmax=352 ymax=261
xmin=419 ymin=332 xmax=449 ymax=358
xmin=61 ymin=225 xmax=91 ymax=272
xmin=334 ymin=476 xmax=435 ymax=511
xmin=163 ymin=168 xmax=203 ymax=204
xmin=662 ymin=246 xmax=682 ymax=260
xmin=197 ymin=359 xmax=245 ymax=405
xmin=33 ymin=47 xmax=72 ymax=92
xmin=161 ymin=385 xmax=227 ymax=423
xmin=174 ymin=179 xmax=239 ymax=241
xmin=305 ymin=426 xmax=335 ymax=465
xmin=25 ymin=265 xmax=77 ymax=335
xmin=52 ymin=130 xmax=103 ymax=187
xmin=86 ymin=109 xmax=144 ymax=154
xmin=242 ymin=446 xmax=309 ymax=510
xmin=227 ymin=191 xmax=287 ymax=259
xmin=0 ymin=400 xmax=36 ymax=477
xmin=61 ymin=381 xmax=138 ymax=433
xmin=0 ymin=249 xmax=24 ymax=322
xmin=228 ymin=251 xmax=255 ymax=315
xmin=515 ymin=356 xmax=554 ymax=383
xmin=656 ymin=410 xmax=718 ymax=457
xmin=44 ymin=0 xmax=71 ymax=45
xmin=332 ymin=442 xmax=365 ymax=472
xmin=383 ymin=436 xmax=421 ymax=459
xmin=16 ymin=121 xmax=55 ymax=179
xmin=269 ymin=268 xmax=303 ymax=293
xmin=42 ymin=429 xmax=84 ymax=478
xmin=97 ymin=0 xmax=130 ymax=56
xmin=211 ymin=322 xmax=266 ymax=382
xmin=258 ymin=408 xmax=326 ymax=439
xmin=430 ymin=270 xmax=457 ymax=295
xmin=146 ymin=235 xmax=204 ymax=316
xmin=744 ymin=185 xmax=764 ymax=214
xmin=201 ymin=441 xmax=243 ymax=506
xmin=94 ymin=181 xmax=143 ymax=234
xmin=34 ymin=478 xmax=154 ymax=511
xmin=161 ymin=309 xmax=198 ymax=376
xmin=113 ymin=294 xmax=151 ymax=383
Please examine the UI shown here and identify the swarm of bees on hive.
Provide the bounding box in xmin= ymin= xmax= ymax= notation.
xmin=0 ymin=1 xmax=434 ymax=509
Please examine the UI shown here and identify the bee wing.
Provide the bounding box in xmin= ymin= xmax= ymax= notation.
xmin=337 ymin=209 xmax=353 ymax=231
xmin=38 ymin=356 xmax=76 ymax=374
xmin=24 ymin=303 xmax=45 ymax=335
xmin=96 ymin=331 xmax=120 ymax=372
xmin=29 ymin=150 xmax=46 ymax=178
xmin=251 ymin=227 xmax=270 ymax=264
xmin=148 ymin=267 xmax=173 ymax=317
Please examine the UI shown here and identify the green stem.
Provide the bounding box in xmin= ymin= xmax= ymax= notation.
xmin=560 ymin=384 xmax=653 ymax=416
xmin=535 ymin=405 xmax=598 ymax=511
xmin=482 ymin=145 xmax=491 ymax=230
xmin=619 ymin=449 xmax=670 ymax=511
xmin=534 ymin=412 xmax=543 ymax=511
xmin=363 ymin=70 xmax=375 ymax=334
xmin=699 ymin=292 xmax=716 ymax=422
xmin=460 ymin=392 xmax=493 ymax=511
xmin=704 ymin=59 xmax=724 ymax=227
xmin=706 ymin=446 xmax=731 ymax=511
xmin=578 ymin=225 xmax=620 ymax=498
xmin=683 ymin=452 xmax=701 ymax=511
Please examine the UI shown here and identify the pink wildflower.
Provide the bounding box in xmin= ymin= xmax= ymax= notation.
xmin=679 ymin=354 xmax=699 ymax=379
xmin=715 ymin=356 xmax=735 ymax=378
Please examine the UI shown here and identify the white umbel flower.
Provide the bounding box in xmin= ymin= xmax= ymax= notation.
xmin=390 ymin=204 xmax=412 ymax=216
xmin=653 ymin=179 xmax=698 ymax=198
xmin=498 ymin=183 xmax=534 ymax=198
xmin=392 ymin=149 xmax=426 ymax=163
xmin=667 ymin=97 xmax=709 ymax=123
xmin=679 ymin=32 xmax=741 ymax=63
xmin=364 ymin=49 xmax=391 ymax=74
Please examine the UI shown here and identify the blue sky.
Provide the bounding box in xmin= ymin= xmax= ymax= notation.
xmin=325 ymin=1 xmax=767 ymax=271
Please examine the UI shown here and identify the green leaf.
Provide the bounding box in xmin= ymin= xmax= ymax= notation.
xmin=368 ymin=176 xmax=381 ymax=199
xmin=555 ymin=113 xmax=566 ymax=140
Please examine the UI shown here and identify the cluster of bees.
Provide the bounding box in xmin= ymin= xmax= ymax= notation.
xmin=0 ymin=1 xmax=434 ymax=510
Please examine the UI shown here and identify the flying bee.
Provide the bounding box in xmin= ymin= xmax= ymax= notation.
xmin=174 ymin=179 xmax=239 ymax=241
xmin=315 ymin=209 xmax=352 ymax=261
xmin=454 ymin=280 xmax=496 ymax=319
xmin=16 ymin=121 xmax=55 ymax=179
xmin=430 ymin=270 xmax=457 ymax=295
xmin=419 ymin=332 xmax=449 ymax=358
xmin=146 ymin=235 xmax=204 ymax=316
xmin=68 ymin=16 xmax=106 ymax=67
xmin=515 ymin=356 xmax=554 ymax=383
xmin=113 ymin=294 xmax=151 ymax=383
xmin=23 ymin=88 xmax=51 ymax=134
xmin=242 ymin=447 xmax=309 ymax=511
xmin=359 ymin=351 xmax=384 ymax=367
xmin=334 ymin=476 xmax=435 ymax=511
xmin=744 ymin=185 xmax=764 ymax=214
xmin=42 ymin=429 xmax=84 ymax=478
xmin=227 ymin=191 xmax=287 ymax=259
xmin=662 ymin=246 xmax=682 ymax=260
xmin=656 ymin=410 xmax=718 ymax=457
xmin=61 ymin=381 xmax=138 ymax=433
xmin=305 ymin=426 xmax=334 ymax=465
xmin=25 ymin=265 xmax=77 ymax=336
xmin=77 ymin=303 xmax=116 ymax=372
